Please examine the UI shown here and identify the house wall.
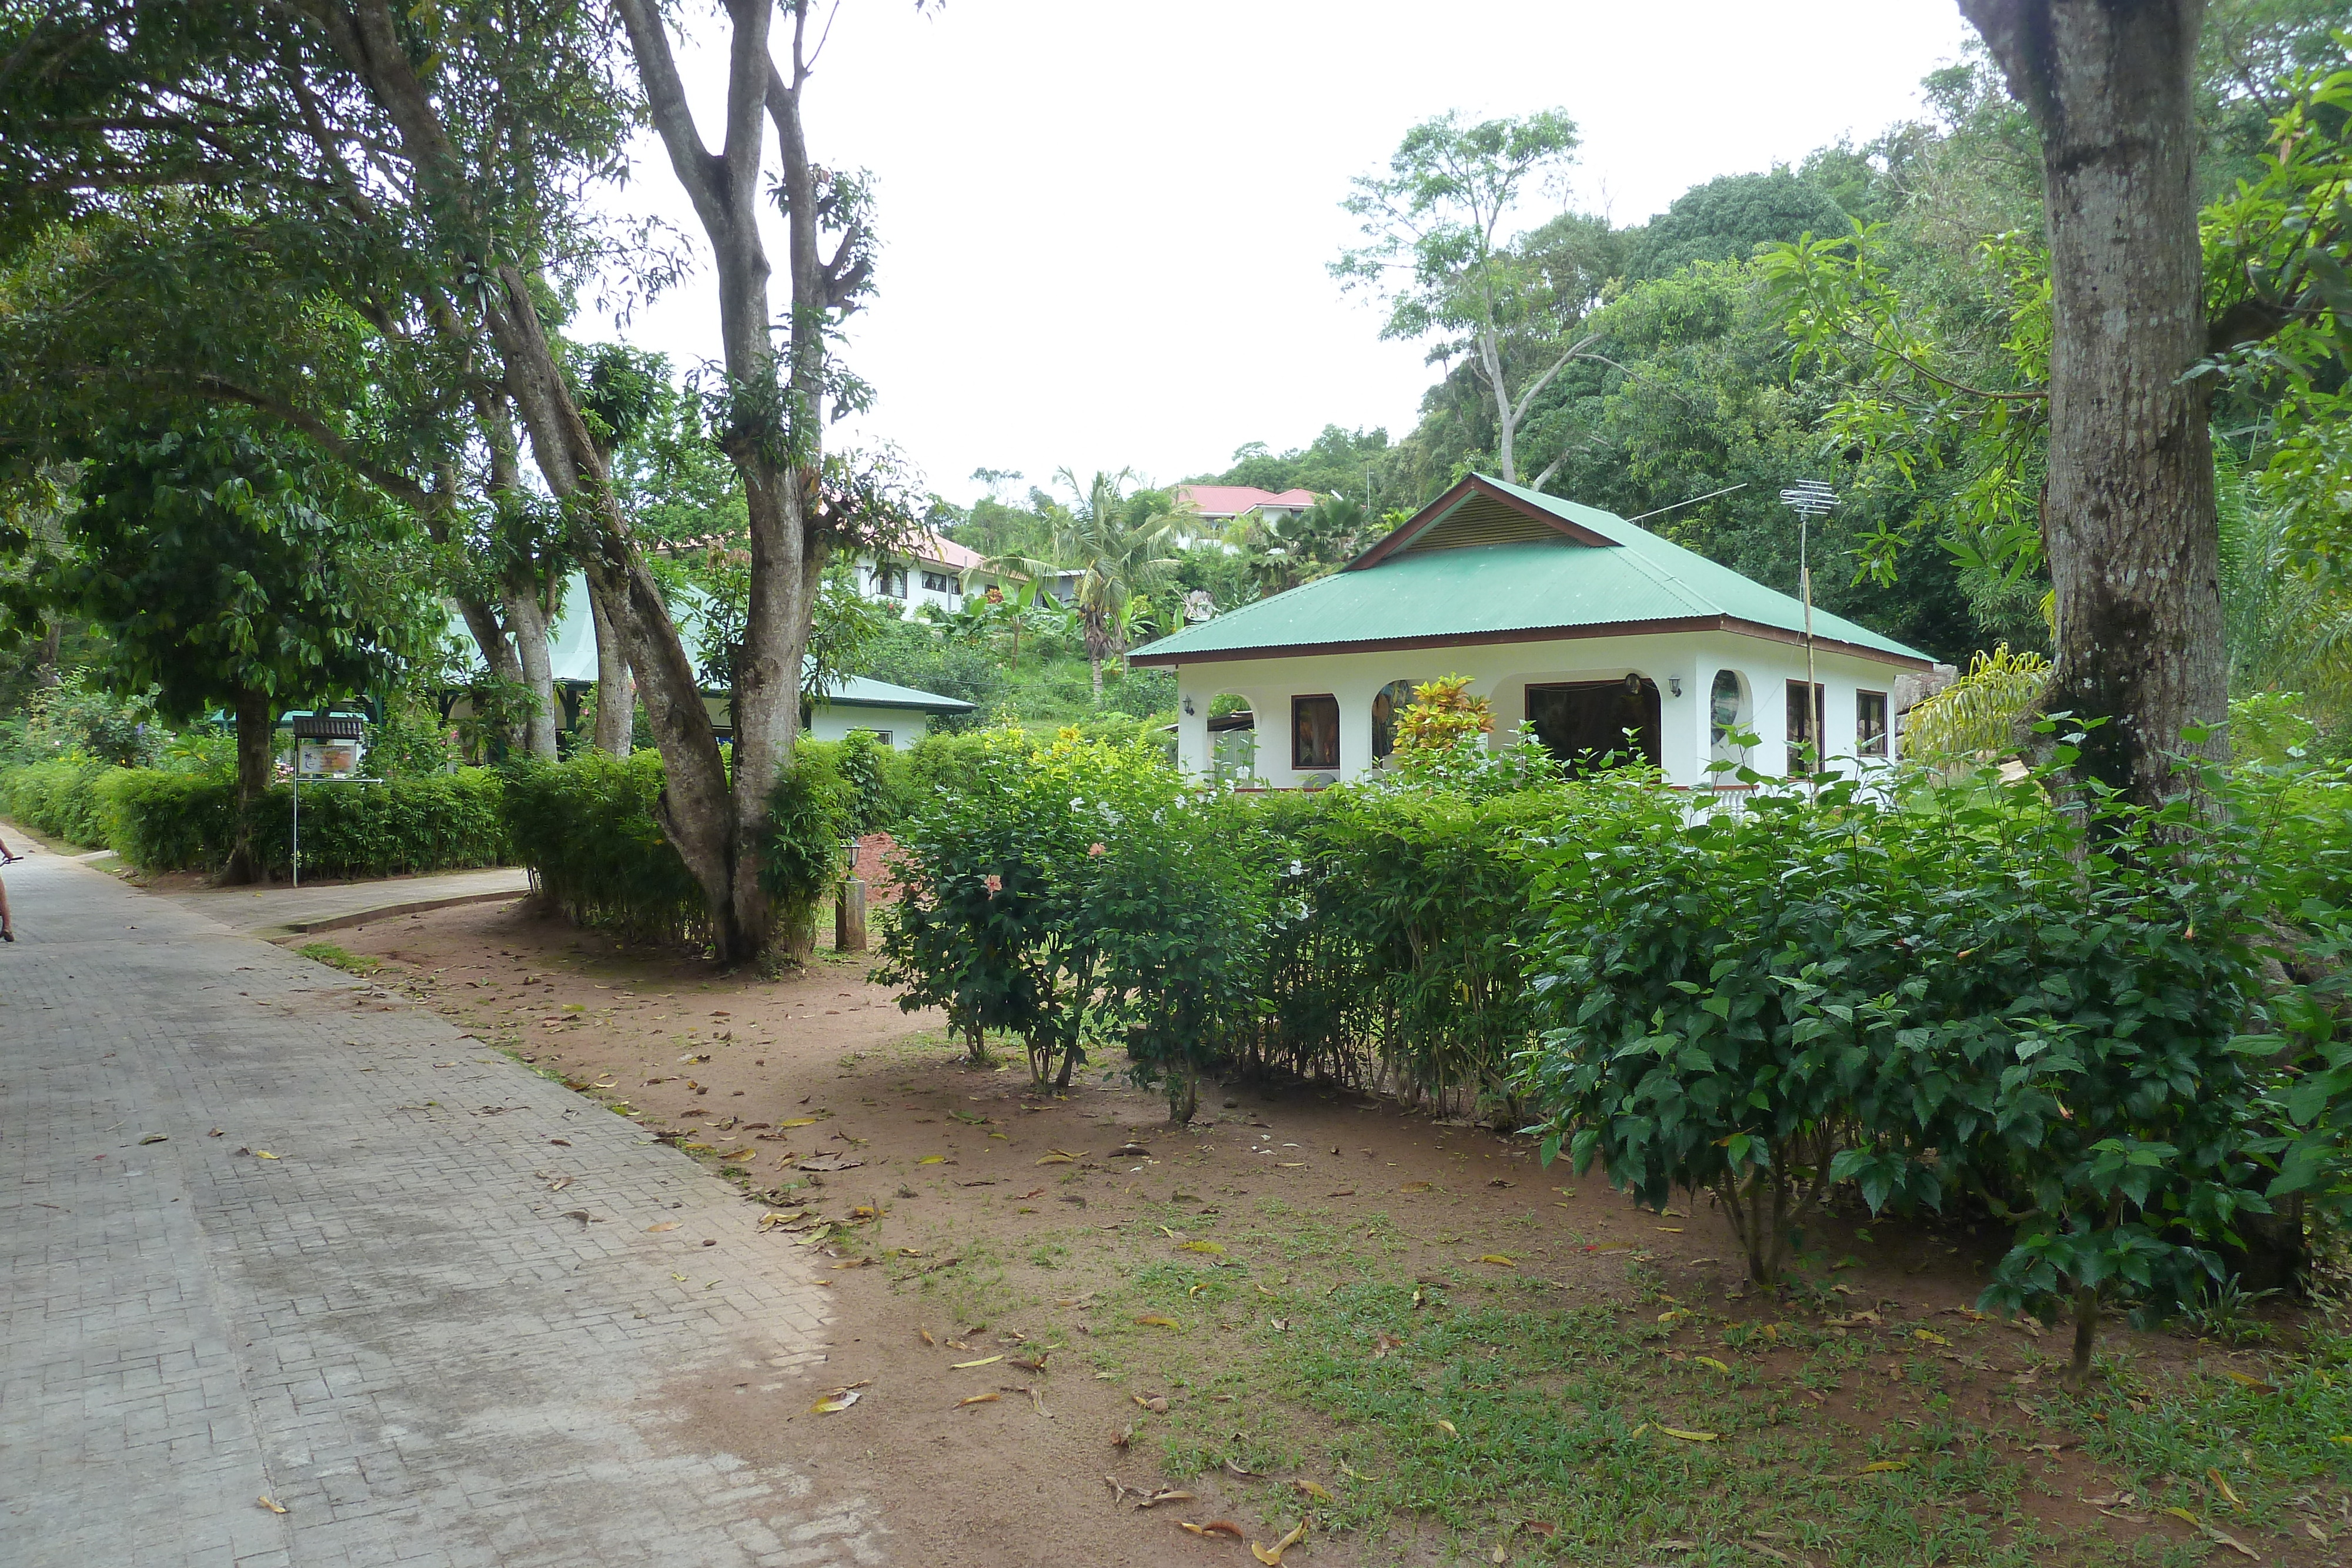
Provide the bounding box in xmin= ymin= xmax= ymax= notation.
xmin=853 ymin=550 xmax=995 ymax=622
xmin=1168 ymin=630 xmax=1907 ymax=791
xmin=807 ymin=703 xmax=936 ymax=750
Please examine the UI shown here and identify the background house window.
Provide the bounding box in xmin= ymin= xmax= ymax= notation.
xmin=920 ymin=570 xmax=953 ymax=594
xmin=872 ymin=563 xmax=907 ymax=599
xmin=1785 ymin=680 xmax=1824 ymax=773
xmin=1525 ymin=678 xmax=1661 ymax=775
xmin=1292 ymin=694 xmax=1339 ymax=770
xmin=850 ymin=727 xmax=894 ymax=747
xmin=1856 ymin=690 xmax=1889 ymax=757
xmin=1369 ymin=678 xmax=1417 ymax=760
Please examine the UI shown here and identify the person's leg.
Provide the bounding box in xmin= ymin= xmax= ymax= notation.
xmin=1 ymin=867 xmax=12 ymax=940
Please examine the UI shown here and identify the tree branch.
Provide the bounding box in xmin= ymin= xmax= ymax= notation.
xmin=1841 ymin=325 xmax=2049 ymax=402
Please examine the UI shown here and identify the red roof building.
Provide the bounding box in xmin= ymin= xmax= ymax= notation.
xmin=1175 ymin=484 xmax=1318 ymax=520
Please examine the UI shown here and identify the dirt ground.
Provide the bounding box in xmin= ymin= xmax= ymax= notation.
xmin=314 ymin=895 xmax=2333 ymax=1568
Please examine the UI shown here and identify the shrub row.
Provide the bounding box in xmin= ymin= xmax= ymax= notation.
xmin=0 ymin=758 xmax=509 ymax=878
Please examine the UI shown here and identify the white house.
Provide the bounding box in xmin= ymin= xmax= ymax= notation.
xmin=1131 ymin=474 xmax=1934 ymax=792
xmin=1171 ymin=484 xmax=1318 ymax=551
xmin=854 ymin=531 xmax=997 ymax=621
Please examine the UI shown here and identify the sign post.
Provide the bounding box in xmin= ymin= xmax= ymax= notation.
xmin=287 ymin=713 xmax=374 ymax=888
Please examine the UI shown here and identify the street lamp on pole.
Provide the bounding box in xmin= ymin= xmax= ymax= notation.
xmin=1779 ymin=480 xmax=1838 ymax=791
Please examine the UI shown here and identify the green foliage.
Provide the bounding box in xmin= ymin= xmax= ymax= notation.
xmin=761 ymin=747 xmax=854 ymax=940
xmin=502 ymin=752 xmax=708 ymax=943
xmin=1902 ymin=644 xmax=2051 ymax=760
xmin=1623 ymin=168 xmax=1850 ymax=280
xmin=0 ymin=755 xmax=112 ymax=844
xmin=1516 ymin=734 xmax=2322 ymax=1379
xmin=827 ymin=729 xmax=906 ymax=833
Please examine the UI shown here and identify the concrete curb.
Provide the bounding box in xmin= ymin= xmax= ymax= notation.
xmin=266 ymin=886 xmax=533 ymax=940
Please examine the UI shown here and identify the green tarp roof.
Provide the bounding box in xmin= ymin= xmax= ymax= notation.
xmin=449 ymin=571 xmax=973 ymax=713
xmin=1131 ymin=474 xmax=1930 ymax=668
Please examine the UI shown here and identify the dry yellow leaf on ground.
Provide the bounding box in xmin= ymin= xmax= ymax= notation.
xmin=917 ymin=1155 xmax=946 ymax=1165
xmin=1294 ymin=1479 xmax=1333 ymax=1501
xmin=957 ymin=1392 xmax=1000 ymax=1407
xmin=1181 ymin=1241 xmax=1225 ymax=1254
xmin=646 ymin=1221 xmax=680 ymax=1233
xmin=951 ymin=1355 xmax=1004 ymax=1368
xmin=1475 ymin=1254 xmax=1515 ymax=1266
xmin=1695 ymin=1356 xmax=1730 ymax=1373
xmin=1658 ymin=1426 xmax=1718 ymax=1442
xmin=1135 ymin=1315 xmax=1180 ymax=1329
xmin=1251 ymin=1519 xmax=1307 ymax=1565
xmin=1913 ymin=1330 xmax=1951 ymax=1346
xmin=256 ymin=1496 xmax=288 ymax=1514
xmin=777 ymin=1116 xmax=819 ymax=1128
xmin=1399 ymin=1181 xmax=1432 ymax=1192
xmin=2208 ymin=1469 xmax=2244 ymax=1507
xmin=1435 ymin=1418 xmax=1458 ymax=1437
xmin=1857 ymin=1459 xmax=1908 ymax=1474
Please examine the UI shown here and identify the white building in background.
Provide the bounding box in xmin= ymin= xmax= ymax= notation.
xmin=1170 ymin=484 xmax=1318 ymax=550
xmin=1132 ymin=475 xmax=1936 ymax=793
xmin=853 ymin=531 xmax=1000 ymax=620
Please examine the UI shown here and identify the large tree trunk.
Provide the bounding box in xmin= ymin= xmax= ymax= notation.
xmin=1959 ymin=0 xmax=2227 ymax=803
xmin=503 ymin=591 xmax=560 ymax=760
xmin=1476 ymin=328 xmax=1516 ymax=483
xmin=223 ymin=687 xmax=275 ymax=885
xmin=31 ymin=618 xmax=61 ymax=688
xmin=588 ymin=590 xmax=634 ymax=755
xmin=307 ymin=0 xmax=755 ymax=957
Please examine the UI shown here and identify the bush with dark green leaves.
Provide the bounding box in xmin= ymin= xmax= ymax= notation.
xmin=0 ymin=755 xmax=114 ymax=844
xmin=94 ymin=768 xmax=506 ymax=878
xmin=1515 ymin=728 xmax=2340 ymax=1380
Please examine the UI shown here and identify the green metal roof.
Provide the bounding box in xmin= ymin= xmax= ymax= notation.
xmin=1130 ymin=474 xmax=1932 ymax=668
xmin=447 ymin=572 xmax=973 ymax=713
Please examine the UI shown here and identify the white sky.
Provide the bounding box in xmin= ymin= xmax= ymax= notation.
xmin=586 ymin=2 xmax=1976 ymax=507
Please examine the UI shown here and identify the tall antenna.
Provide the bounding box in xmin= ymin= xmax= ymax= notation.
xmin=1779 ymin=481 xmax=1839 ymax=794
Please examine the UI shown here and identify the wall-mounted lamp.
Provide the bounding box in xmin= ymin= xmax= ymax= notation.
xmin=1668 ymin=676 xmax=1682 ymax=698
xmin=1182 ymin=696 xmax=1196 ymax=717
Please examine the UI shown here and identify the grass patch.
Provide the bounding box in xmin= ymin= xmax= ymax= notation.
xmin=296 ymin=940 xmax=380 ymax=976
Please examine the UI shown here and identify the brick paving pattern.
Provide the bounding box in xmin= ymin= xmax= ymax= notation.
xmin=1 ymin=849 xmax=880 ymax=1567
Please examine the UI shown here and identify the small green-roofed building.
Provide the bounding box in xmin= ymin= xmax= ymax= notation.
xmin=1131 ymin=474 xmax=1936 ymax=790
xmin=447 ymin=572 xmax=971 ymax=750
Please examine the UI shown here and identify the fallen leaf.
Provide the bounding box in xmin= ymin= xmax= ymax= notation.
xmin=1037 ymin=1149 xmax=1084 ymax=1164
xmin=547 ymin=1138 xmax=571 ymax=1147
xmin=957 ymin=1392 xmax=1000 ymax=1407
xmin=1136 ymin=1489 xmax=1194 ymax=1510
xmin=920 ymin=1327 xmax=934 ymax=1346
xmin=917 ymin=1155 xmax=946 ymax=1165
xmin=254 ymin=1150 xmax=279 ymax=1160
xmin=1224 ymin=1458 xmax=1257 ymax=1478
xmin=1134 ymin=1315 xmax=1180 ymax=1329
xmin=1695 ymin=1356 xmax=1731 ymax=1373
xmin=811 ymin=1389 xmax=863 ymax=1413
xmin=796 ymin=1154 xmax=863 ymax=1172
xmin=1858 ymin=1460 xmax=1909 ymax=1474
xmin=1658 ymin=1426 xmax=1719 ymax=1442
xmin=1181 ymin=1520 xmax=1245 ymax=1538
xmin=1251 ymin=1519 xmax=1307 ymax=1564
xmin=1294 ymin=1479 xmax=1333 ymax=1502
xmin=1180 ymin=1241 xmax=1226 ymax=1255
xmin=1435 ymin=1418 xmax=1458 ymax=1437
xmin=646 ymin=1221 xmax=681 ymax=1233
xmin=256 ymin=1495 xmax=288 ymax=1514
xmin=1913 ymin=1330 xmax=1951 ymax=1346
xmin=1111 ymin=1142 xmax=1151 ymax=1157
xmin=777 ymin=1116 xmax=821 ymax=1129
xmin=1399 ymin=1181 xmax=1432 ymax=1193
xmin=952 ymin=1355 xmax=1004 ymax=1368
xmin=2207 ymin=1469 xmax=2244 ymax=1508
xmin=138 ymin=1134 xmax=167 ymax=1145
xmin=1327 ymin=1188 xmax=1357 ymax=1197
xmin=2220 ymin=1369 xmax=2276 ymax=1393
xmin=1475 ymin=1254 xmax=1516 ymax=1267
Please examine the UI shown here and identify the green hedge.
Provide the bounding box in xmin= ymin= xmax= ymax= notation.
xmin=0 ymin=757 xmax=114 ymax=845
xmin=503 ymin=751 xmax=708 ymax=942
xmin=0 ymin=758 xmax=509 ymax=877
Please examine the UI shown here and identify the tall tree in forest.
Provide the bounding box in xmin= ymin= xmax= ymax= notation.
xmin=1333 ymin=110 xmax=1588 ymax=484
xmin=1953 ymin=0 xmax=2224 ymax=800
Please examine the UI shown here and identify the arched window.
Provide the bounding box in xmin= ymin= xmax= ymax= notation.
xmin=1709 ymin=669 xmax=1750 ymax=763
xmin=1370 ymin=678 xmax=1418 ymax=760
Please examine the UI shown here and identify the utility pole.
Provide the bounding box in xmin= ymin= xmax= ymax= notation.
xmin=1779 ymin=480 xmax=1838 ymax=798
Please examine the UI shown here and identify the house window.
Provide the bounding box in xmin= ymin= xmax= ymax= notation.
xmin=872 ymin=563 xmax=907 ymax=599
xmin=1370 ymin=678 xmax=1417 ymax=760
xmin=850 ymin=727 xmax=894 ymax=748
xmin=920 ymin=570 xmax=954 ymax=594
xmin=1292 ymin=694 xmax=1339 ymax=771
xmin=1856 ymin=691 xmax=1889 ymax=758
xmin=1708 ymin=669 xmax=1750 ymax=765
xmin=1525 ymin=678 xmax=1661 ymax=775
xmin=1785 ymin=680 xmax=1825 ymax=774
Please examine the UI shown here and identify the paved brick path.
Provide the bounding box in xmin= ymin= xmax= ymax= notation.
xmin=1 ymin=849 xmax=881 ymax=1567
xmin=154 ymin=866 xmax=534 ymax=938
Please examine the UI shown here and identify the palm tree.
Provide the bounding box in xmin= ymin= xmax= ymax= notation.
xmin=981 ymin=469 xmax=1182 ymax=698
xmin=2220 ymin=473 xmax=2352 ymax=732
